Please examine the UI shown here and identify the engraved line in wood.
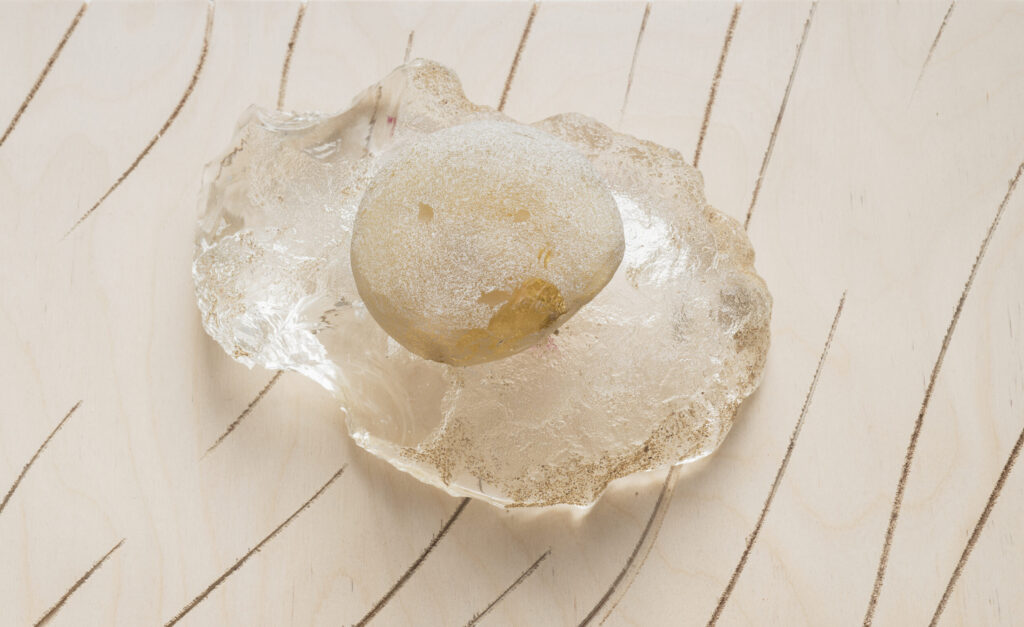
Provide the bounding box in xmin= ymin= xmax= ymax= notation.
xmin=365 ymin=85 xmax=384 ymax=152
xmin=930 ymin=423 xmax=1024 ymax=627
xmin=915 ymin=1 xmax=955 ymax=91
xmin=578 ymin=464 xmax=681 ymax=627
xmin=203 ymin=371 xmax=283 ymax=458
xmin=356 ymin=497 xmax=471 ymax=626
xmin=0 ymin=2 xmax=87 ymax=149
xmin=277 ymin=1 xmax=308 ymax=110
xmin=203 ymin=309 xmax=341 ymax=457
xmin=599 ymin=467 xmax=682 ymax=626
xmin=708 ymin=291 xmax=847 ymax=627
xmin=0 ymin=401 xmax=82 ymax=517
xmin=579 ymin=13 xmax=763 ymax=609
xmin=404 ymin=30 xmax=416 ymax=64
xmin=498 ymin=3 xmax=539 ymax=113
xmin=863 ymin=158 xmax=1024 ymax=626
xmin=163 ymin=465 xmax=347 ymax=626
xmin=618 ymin=3 xmax=651 ymax=128
xmin=693 ymin=3 xmax=742 ymax=168
xmin=465 ymin=549 xmax=551 ymax=626
xmin=743 ymin=0 xmax=818 ymax=231
xmin=580 ymin=10 xmax=786 ymax=614
xmin=64 ymin=0 xmax=215 ymax=239
xmin=33 ymin=538 xmax=124 ymax=626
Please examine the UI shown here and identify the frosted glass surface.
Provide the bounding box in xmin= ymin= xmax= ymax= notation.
xmin=194 ymin=60 xmax=771 ymax=507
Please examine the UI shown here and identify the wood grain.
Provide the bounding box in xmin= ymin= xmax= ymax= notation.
xmin=708 ymin=293 xmax=846 ymax=626
xmin=0 ymin=3 xmax=86 ymax=149
xmin=0 ymin=402 xmax=81 ymax=517
xmin=693 ymin=2 xmax=740 ymax=168
xmin=465 ymin=549 xmax=550 ymax=626
xmin=1 ymin=2 xmax=1022 ymax=625
xmin=743 ymin=0 xmax=817 ymax=230
xmin=864 ymin=157 xmax=1024 ymax=626
xmin=929 ymin=422 xmax=1024 ymax=626
xmin=916 ymin=1 xmax=956 ymax=90
xmin=355 ymin=498 xmax=470 ymax=626
xmin=164 ymin=465 xmax=346 ymax=626
xmin=618 ymin=3 xmax=651 ymax=127
xmin=64 ymin=0 xmax=214 ymax=237
xmin=277 ymin=2 xmax=308 ymax=110
xmin=33 ymin=539 xmax=124 ymax=626
xmin=498 ymin=2 xmax=538 ymax=113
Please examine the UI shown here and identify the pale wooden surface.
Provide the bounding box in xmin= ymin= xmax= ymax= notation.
xmin=1 ymin=2 xmax=1023 ymax=626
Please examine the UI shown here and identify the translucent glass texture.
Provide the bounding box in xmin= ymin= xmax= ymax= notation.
xmin=194 ymin=60 xmax=772 ymax=507
xmin=351 ymin=120 xmax=625 ymax=366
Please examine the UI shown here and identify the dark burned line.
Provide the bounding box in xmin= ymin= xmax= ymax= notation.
xmin=498 ymin=3 xmax=539 ymax=112
xmin=930 ymin=424 xmax=1024 ymax=627
xmin=203 ymin=371 xmax=283 ymax=457
xmin=578 ymin=465 xmax=681 ymax=627
xmin=365 ymin=85 xmax=384 ymax=152
xmin=595 ymin=470 xmax=681 ymax=626
xmin=863 ymin=159 xmax=1024 ymax=626
xmin=163 ymin=465 xmax=346 ymax=626
xmin=618 ymin=3 xmax=651 ymax=128
xmin=0 ymin=401 xmax=82 ymax=517
xmin=64 ymin=1 xmax=215 ymax=239
xmin=204 ymin=308 xmax=342 ymax=458
xmin=708 ymin=292 xmax=847 ymax=626
xmin=916 ymin=1 xmax=955 ymax=91
xmin=693 ymin=3 xmax=741 ymax=168
xmin=356 ymin=497 xmax=471 ymax=626
xmin=404 ymin=30 xmax=416 ymax=64
xmin=0 ymin=3 xmax=87 ymax=149
xmin=465 ymin=549 xmax=551 ymax=626
xmin=34 ymin=539 xmax=124 ymax=626
xmin=277 ymin=1 xmax=308 ymax=110
xmin=743 ymin=0 xmax=817 ymax=231
xmin=577 ymin=11 xmax=752 ymax=613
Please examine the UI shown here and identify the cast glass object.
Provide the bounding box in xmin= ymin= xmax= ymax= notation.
xmin=194 ymin=60 xmax=771 ymax=508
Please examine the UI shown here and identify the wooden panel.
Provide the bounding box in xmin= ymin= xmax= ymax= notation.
xmin=1 ymin=2 xmax=1021 ymax=626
